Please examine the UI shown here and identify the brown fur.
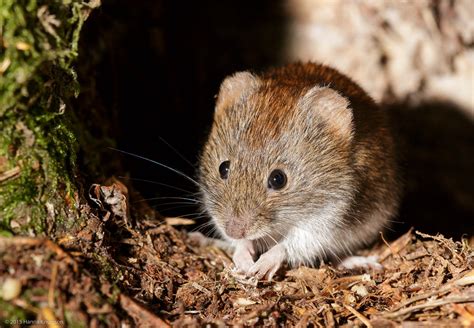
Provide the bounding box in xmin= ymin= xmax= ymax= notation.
xmin=199 ymin=62 xmax=400 ymax=264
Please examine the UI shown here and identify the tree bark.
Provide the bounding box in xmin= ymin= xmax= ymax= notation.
xmin=0 ymin=0 xmax=99 ymax=236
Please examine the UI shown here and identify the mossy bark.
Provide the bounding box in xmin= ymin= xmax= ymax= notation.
xmin=0 ymin=1 xmax=99 ymax=236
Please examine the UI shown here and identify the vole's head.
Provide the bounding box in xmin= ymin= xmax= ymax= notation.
xmin=199 ymin=71 xmax=356 ymax=242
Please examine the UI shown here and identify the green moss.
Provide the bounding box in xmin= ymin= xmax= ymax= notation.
xmin=0 ymin=299 xmax=31 ymax=322
xmin=0 ymin=1 xmax=99 ymax=235
xmin=92 ymin=253 xmax=125 ymax=285
xmin=107 ymin=284 xmax=121 ymax=305
xmin=21 ymin=286 xmax=48 ymax=302
xmin=64 ymin=311 xmax=87 ymax=328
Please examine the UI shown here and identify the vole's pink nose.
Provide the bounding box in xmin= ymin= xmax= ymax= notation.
xmin=225 ymin=217 xmax=248 ymax=239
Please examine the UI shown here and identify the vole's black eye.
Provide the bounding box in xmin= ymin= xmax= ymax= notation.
xmin=268 ymin=169 xmax=287 ymax=190
xmin=219 ymin=160 xmax=230 ymax=179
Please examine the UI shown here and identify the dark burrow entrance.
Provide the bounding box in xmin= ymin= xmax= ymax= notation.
xmin=74 ymin=0 xmax=473 ymax=240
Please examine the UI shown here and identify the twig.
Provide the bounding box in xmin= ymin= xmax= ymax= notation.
xmin=323 ymin=305 xmax=336 ymax=328
xmin=384 ymin=292 xmax=474 ymax=319
xmin=48 ymin=262 xmax=59 ymax=308
xmin=11 ymin=298 xmax=40 ymax=315
xmin=451 ymin=303 xmax=474 ymax=326
xmin=0 ymin=236 xmax=78 ymax=273
xmin=379 ymin=228 xmax=413 ymax=262
xmin=415 ymin=231 xmax=464 ymax=263
xmin=391 ymin=269 xmax=474 ymax=311
xmin=41 ymin=307 xmax=61 ymax=328
xmin=332 ymin=274 xmax=370 ymax=284
xmin=280 ymin=292 xmax=314 ymax=301
xmin=0 ymin=166 xmax=20 ymax=183
xmin=379 ymin=231 xmax=392 ymax=252
xmin=0 ymin=236 xmax=43 ymax=248
xmin=237 ymin=302 xmax=276 ymax=324
xmin=119 ymin=294 xmax=170 ymax=328
xmin=344 ymin=304 xmax=373 ymax=328
xmin=43 ymin=239 xmax=78 ymax=273
xmin=191 ymin=282 xmax=212 ymax=296
xmin=165 ymin=217 xmax=195 ymax=226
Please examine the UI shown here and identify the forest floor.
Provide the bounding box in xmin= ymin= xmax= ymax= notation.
xmin=1 ymin=178 xmax=473 ymax=327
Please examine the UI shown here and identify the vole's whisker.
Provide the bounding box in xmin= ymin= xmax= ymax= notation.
xmin=134 ymin=196 xmax=201 ymax=203
xmin=151 ymin=203 xmax=198 ymax=212
xmin=151 ymin=201 xmax=197 ymax=207
xmin=196 ymin=224 xmax=220 ymax=238
xmin=261 ymin=233 xmax=270 ymax=250
xmin=109 ymin=147 xmax=201 ymax=187
xmin=151 ymin=202 xmax=199 ymax=208
xmin=173 ymin=213 xmax=207 ymax=220
xmin=158 ymin=136 xmax=195 ymax=168
xmin=118 ymin=176 xmax=194 ymax=194
xmin=273 ymin=228 xmax=286 ymax=241
xmin=213 ymin=229 xmax=222 ymax=240
xmin=265 ymin=231 xmax=278 ymax=246
xmin=192 ymin=221 xmax=215 ymax=233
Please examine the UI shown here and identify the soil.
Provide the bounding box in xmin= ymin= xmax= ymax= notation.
xmin=0 ymin=178 xmax=473 ymax=327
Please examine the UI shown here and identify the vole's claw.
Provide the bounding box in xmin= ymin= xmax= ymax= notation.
xmin=247 ymin=257 xmax=281 ymax=281
xmin=247 ymin=244 xmax=285 ymax=281
xmin=233 ymin=240 xmax=255 ymax=272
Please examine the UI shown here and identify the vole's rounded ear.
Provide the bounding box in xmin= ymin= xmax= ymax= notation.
xmin=215 ymin=72 xmax=261 ymax=115
xmin=298 ymin=86 xmax=353 ymax=139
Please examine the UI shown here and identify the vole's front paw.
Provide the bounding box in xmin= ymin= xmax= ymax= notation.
xmin=247 ymin=244 xmax=285 ymax=281
xmin=233 ymin=240 xmax=255 ymax=273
